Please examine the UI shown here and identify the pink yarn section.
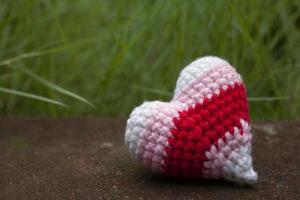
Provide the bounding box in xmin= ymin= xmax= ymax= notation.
xmin=202 ymin=120 xmax=257 ymax=184
xmin=127 ymin=101 xmax=184 ymax=172
xmin=173 ymin=64 xmax=242 ymax=107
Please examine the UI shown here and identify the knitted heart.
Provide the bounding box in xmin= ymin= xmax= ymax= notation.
xmin=125 ymin=56 xmax=257 ymax=184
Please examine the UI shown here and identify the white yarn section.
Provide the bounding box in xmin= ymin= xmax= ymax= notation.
xmin=125 ymin=101 xmax=184 ymax=172
xmin=202 ymin=120 xmax=257 ymax=184
xmin=174 ymin=56 xmax=230 ymax=97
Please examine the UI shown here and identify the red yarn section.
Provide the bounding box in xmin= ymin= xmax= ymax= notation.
xmin=163 ymin=83 xmax=249 ymax=177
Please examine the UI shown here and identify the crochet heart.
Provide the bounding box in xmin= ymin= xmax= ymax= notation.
xmin=125 ymin=56 xmax=257 ymax=184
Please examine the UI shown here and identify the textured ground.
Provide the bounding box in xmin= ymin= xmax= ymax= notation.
xmin=0 ymin=118 xmax=299 ymax=200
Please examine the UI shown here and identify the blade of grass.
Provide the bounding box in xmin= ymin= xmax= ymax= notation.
xmin=133 ymin=85 xmax=290 ymax=102
xmin=19 ymin=67 xmax=95 ymax=108
xmin=0 ymin=86 xmax=68 ymax=107
xmin=0 ymin=37 xmax=96 ymax=67
xmin=248 ymin=96 xmax=290 ymax=101
xmin=0 ymin=49 xmax=63 ymax=67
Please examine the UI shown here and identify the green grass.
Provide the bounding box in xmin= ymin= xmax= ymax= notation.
xmin=0 ymin=0 xmax=299 ymax=120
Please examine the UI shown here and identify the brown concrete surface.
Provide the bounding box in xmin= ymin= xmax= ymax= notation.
xmin=0 ymin=118 xmax=299 ymax=200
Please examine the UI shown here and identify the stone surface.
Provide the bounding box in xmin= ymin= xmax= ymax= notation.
xmin=0 ymin=118 xmax=299 ymax=200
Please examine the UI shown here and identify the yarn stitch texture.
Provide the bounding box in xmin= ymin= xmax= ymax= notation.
xmin=125 ymin=56 xmax=257 ymax=184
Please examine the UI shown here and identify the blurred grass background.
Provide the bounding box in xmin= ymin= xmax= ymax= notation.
xmin=0 ymin=0 xmax=299 ymax=120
